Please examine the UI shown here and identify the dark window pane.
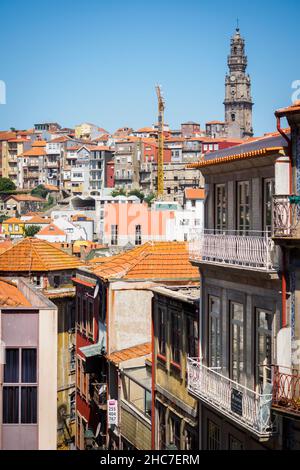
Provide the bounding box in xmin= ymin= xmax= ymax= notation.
xmin=21 ymin=387 xmax=37 ymax=424
xmin=4 ymin=348 xmax=19 ymax=383
xmin=3 ymin=386 xmax=19 ymax=423
xmin=22 ymin=349 xmax=37 ymax=383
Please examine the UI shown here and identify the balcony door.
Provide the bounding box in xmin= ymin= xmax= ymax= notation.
xmin=263 ymin=178 xmax=275 ymax=234
xmin=237 ymin=181 xmax=250 ymax=235
xmin=215 ymin=184 xmax=226 ymax=232
xmin=256 ymin=308 xmax=273 ymax=391
xmin=208 ymin=295 xmax=221 ymax=367
xmin=230 ymin=302 xmax=244 ymax=383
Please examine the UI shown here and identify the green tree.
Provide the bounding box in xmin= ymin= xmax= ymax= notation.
xmin=43 ymin=195 xmax=55 ymax=210
xmin=24 ymin=225 xmax=41 ymax=237
xmin=31 ymin=184 xmax=49 ymax=199
xmin=144 ymin=192 xmax=156 ymax=206
xmin=0 ymin=177 xmax=16 ymax=192
xmin=111 ymin=186 xmax=127 ymax=197
xmin=128 ymin=189 xmax=145 ymax=201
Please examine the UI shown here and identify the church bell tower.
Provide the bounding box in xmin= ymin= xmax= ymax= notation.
xmin=224 ymin=26 xmax=253 ymax=138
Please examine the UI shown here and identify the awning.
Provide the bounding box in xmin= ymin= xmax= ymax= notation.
xmin=79 ymin=343 xmax=103 ymax=358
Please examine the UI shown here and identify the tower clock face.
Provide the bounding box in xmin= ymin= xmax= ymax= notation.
xmin=230 ymin=75 xmax=236 ymax=82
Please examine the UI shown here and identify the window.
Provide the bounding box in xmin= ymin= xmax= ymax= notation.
xmin=215 ymin=184 xmax=226 ymax=231
xmin=237 ymin=181 xmax=250 ymax=234
xmin=158 ymin=405 xmax=166 ymax=450
xmin=82 ymin=298 xmax=87 ymax=332
xmin=3 ymin=348 xmax=37 ymax=424
xmin=230 ymin=302 xmax=244 ymax=382
xmin=207 ymin=419 xmax=220 ymax=450
xmin=209 ymin=296 xmax=221 ymax=367
xmin=87 ymin=301 xmax=93 ymax=338
xmin=169 ymin=414 xmax=181 ymax=449
xmin=135 ymin=225 xmax=142 ymax=245
xmin=186 ymin=316 xmax=198 ymax=358
xmin=256 ymin=308 xmax=272 ymax=389
xmin=145 ymin=390 xmax=152 ymax=417
xmin=263 ymin=178 xmax=274 ymax=233
xmin=171 ymin=311 xmax=181 ymax=365
xmin=158 ymin=307 xmax=167 ymax=357
xmin=231 ymin=113 xmax=235 ymax=122
xmin=70 ymin=347 xmax=76 ymax=372
xmin=184 ymin=426 xmax=198 ymax=450
xmin=111 ymin=224 xmax=118 ymax=246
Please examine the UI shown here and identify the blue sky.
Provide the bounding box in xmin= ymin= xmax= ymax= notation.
xmin=0 ymin=0 xmax=299 ymax=135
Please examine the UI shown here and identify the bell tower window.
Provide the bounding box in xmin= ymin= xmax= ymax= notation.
xmin=231 ymin=114 xmax=235 ymax=122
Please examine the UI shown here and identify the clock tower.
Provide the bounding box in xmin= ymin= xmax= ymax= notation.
xmin=224 ymin=27 xmax=253 ymax=138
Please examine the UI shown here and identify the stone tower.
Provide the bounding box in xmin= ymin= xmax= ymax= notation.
xmin=224 ymin=27 xmax=253 ymax=138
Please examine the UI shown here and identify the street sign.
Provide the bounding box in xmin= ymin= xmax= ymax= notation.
xmin=108 ymin=399 xmax=118 ymax=426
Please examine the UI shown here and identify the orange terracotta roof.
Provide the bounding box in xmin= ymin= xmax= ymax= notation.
xmin=5 ymin=194 xmax=44 ymax=202
xmin=43 ymin=184 xmax=59 ymax=192
xmin=32 ymin=140 xmax=46 ymax=147
xmin=20 ymin=146 xmax=46 ymax=157
xmin=38 ymin=223 xmax=65 ymax=236
xmin=49 ymin=136 xmax=70 ymax=143
xmin=26 ymin=216 xmax=51 ymax=224
xmin=135 ymin=127 xmax=156 ymax=133
xmin=21 ymin=211 xmax=43 ymax=218
xmin=0 ymin=279 xmax=31 ymax=307
xmin=185 ymin=188 xmax=205 ymax=199
xmin=187 ymin=147 xmax=285 ymax=169
xmin=276 ymin=100 xmax=300 ymax=117
xmin=0 ymin=131 xmax=16 ymax=141
xmin=0 ymin=240 xmax=13 ymax=254
xmin=8 ymin=138 xmax=29 ymax=143
xmin=106 ymin=343 xmax=151 ymax=365
xmin=3 ymin=217 xmax=23 ymax=224
xmin=92 ymin=242 xmax=199 ymax=281
xmin=0 ymin=238 xmax=80 ymax=272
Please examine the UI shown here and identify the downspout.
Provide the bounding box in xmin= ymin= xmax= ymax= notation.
xmin=275 ymin=115 xmax=291 ymax=328
xmin=151 ymin=307 xmax=155 ymax=449
xmin=105 ymin=284 xmax=109 ymax=449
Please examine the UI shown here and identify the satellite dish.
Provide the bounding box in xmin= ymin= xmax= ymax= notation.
xmin=94 ymin=283 xmax=99 ymax=299
xmin=95 ymin=422 xmax=101 ymax=438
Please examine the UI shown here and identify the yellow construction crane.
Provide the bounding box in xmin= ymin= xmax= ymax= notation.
xmin=155 ymin=85 xmax=165 ymax=198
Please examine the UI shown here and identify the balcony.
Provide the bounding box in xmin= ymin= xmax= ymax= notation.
xmin=272 ymin=366 xmax=300 ymax=417
xmin=273 ymin=195 xmax=300 ymax=238
xmin=187 ymin=358 xmax=275 ymax=438
xmin=189 ymin=229 xmax=277 ymax=271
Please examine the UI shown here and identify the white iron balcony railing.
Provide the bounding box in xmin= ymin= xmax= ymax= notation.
xmin=187 ymin=358 xmax=275 ymax=438
xmin=273 ymin=195 xmax=300 ymax=238
xmin=189 ymin=229 xmax=277 ymax=271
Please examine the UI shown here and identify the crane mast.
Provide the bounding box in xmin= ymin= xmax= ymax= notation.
xmin=155 ymin=85 xmax=165 ymax=198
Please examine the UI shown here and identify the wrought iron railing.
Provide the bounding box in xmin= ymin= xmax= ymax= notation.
xmin=272 ymin=366 xmax=300 ymax=415
xmin=189 ymin=229 xmax=277 ymax=271
xmin=273 ymin=195 xmax=300 ymax=237
xmin=187 ymin=358 xmax=274 ymax=437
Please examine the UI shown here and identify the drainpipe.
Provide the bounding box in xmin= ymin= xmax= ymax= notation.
xmin=275 ymin=115 xmax=291 ymax=328
xmin=105 ymin=285 xmax=110 ymax=450
xmin=151 ymin=308 xmax=155 ymax=450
